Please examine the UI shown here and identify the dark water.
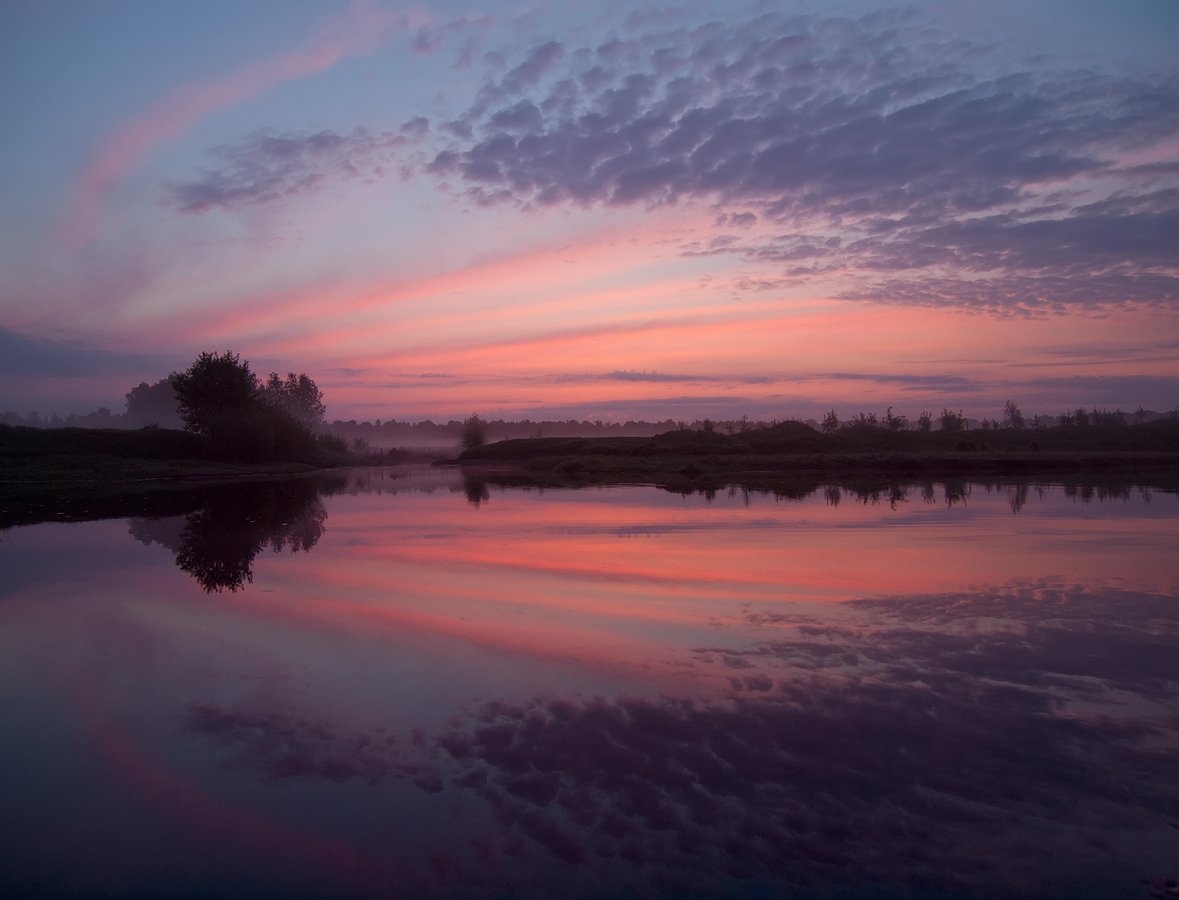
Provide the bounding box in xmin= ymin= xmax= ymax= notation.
xmin=2 ymin=469 xmax=1177 ymax=898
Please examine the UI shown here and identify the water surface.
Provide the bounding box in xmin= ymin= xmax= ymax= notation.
xmin=2 ymin=470 xmax=1177 ymax=898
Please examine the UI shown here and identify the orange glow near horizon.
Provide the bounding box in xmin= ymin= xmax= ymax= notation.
xmin=268 ymin=299 xmax=1179 ymax=420
xmin=25 ymin=173 xmax=1179 ymax=422
xmin=5 ymin=0 xmax=1176 ymax=426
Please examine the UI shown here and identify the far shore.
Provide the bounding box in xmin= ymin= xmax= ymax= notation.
xmin=0 ymin=421 xmax=429 ymax=489
xmin=3 ymin=418 xmax=1178 ymax=505
xmin=455 ymin=418 xmax=1179 ymax=491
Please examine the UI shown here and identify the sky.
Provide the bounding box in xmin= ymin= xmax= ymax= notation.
xmin=1 ymin=0 xmax=1177 ymax=424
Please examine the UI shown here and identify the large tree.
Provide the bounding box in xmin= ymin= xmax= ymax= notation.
xmin=172 ymin=351 xmax=260 ymax=437
xmin=260 ymin=371 xmax=326 ymax=427
xmin=124 ymin=376 xmax=183 ymax=428
xmin=169 ymin=351 xmax=326 ymax=460
xmin=1002 ymin=400 xmax=1026 ymax=429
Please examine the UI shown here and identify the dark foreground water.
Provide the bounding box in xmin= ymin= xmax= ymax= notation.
xmin=2 ymin=469 xmax=1177 ymax=899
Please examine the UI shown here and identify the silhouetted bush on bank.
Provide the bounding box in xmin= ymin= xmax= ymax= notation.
xmin=171 ymin=351 xmax=324 ymax=463
xmin=196 ymin=404 xmax=318 ymax=463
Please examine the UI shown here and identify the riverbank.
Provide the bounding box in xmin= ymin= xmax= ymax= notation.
xmin=5 ymin=418 xmax=1179 ymax=503
xmin=0 ymin=423 xmax=363 ymax=530
xmin=0 ymin=422 xmax=347 ymax=484
xmin=457 ymin=418 xmax=1179 ymax=491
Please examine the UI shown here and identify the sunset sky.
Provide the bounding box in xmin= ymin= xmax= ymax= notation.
xmin=2 ymin=0 xmax=1177 ymax=423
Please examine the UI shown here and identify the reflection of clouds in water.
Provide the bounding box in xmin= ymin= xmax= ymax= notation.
xmin=730 ymin=582 xmax=1179 ymax=695
xmin=432 ymin=690 xmax=1176 ymax=895
xmin=182 ymin=580 xmax=1179 ymax=897
xmin=184 ymin=704 xmax=408 ymax=786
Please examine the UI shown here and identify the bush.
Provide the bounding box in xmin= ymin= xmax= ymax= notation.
xmin=171 ymin=351 xmax=323 ymax=462
xmin=173 ymin=352 xmax=258 ymax=438
xmin=940 ymin=408 xmax=966 ymax=432
xmin=461 ymin=415 xmax=487 ymax=451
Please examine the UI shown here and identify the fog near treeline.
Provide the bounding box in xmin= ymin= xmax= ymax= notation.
xmin=3 ymin=366 xmax=1172 ymax=450
xmin=6 ymin=405 xmax=1173 ymax=450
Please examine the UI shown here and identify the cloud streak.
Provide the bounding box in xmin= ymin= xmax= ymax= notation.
xmin=419 ymin=9 xmax=1179 ymax=314
xmin=167 ymin=127 xmax=413 ymax=214
xmin=60 ymin=0 xmax=420 ymax=245
xmin=0 ymin=327 xmax=169 ymax=377
xmin=8 ymin=2 xmax=1178 ymax=420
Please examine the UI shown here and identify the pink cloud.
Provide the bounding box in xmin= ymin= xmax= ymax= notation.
xmin=134 ymin=212 xmax=690 ymax=352
xmin=60 ymin=0 xmax=423 ymax=248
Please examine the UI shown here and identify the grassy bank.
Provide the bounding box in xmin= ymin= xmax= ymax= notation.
xmin=5 ymin=417 xmax=1178 ymax=500
xmin=457 ymin=418 xmax=1179 ymax=490
xmin=0 ymin=423 xmax=346 ymax=483
xmin=0 ymin=422 xmax=360 ymax=528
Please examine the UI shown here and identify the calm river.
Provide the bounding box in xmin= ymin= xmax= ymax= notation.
xmin=2 ymin=468 xmax=1177 ymax=898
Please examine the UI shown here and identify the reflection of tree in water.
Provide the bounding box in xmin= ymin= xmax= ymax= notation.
xmin=1008 ymin=481 xmax=1029 ymax=513
xmin=462 ymin=474 xmax=490 ymax=505
xmin=131 ymin=480 xmax=328 ymax=591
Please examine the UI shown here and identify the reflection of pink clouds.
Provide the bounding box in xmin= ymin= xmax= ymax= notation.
xmin=312 ymin=490 xmax=1179 ymax=605
xmin=213 ymin=575 xmax=697 ymax=686
xmin=319 ymin=532 xmax=907 ymax=604
xmin=345 ymin=540 xmax=786 ymax=593
xmin=70 ymin=678 xmax=390 ymax=894
xmin=312 ymin=546 xmax=765 ymax=620
xmin=159 ymin=483 xmax=1179 ymax=725
xmin=60 ymin=0 xmax=417 ymax=248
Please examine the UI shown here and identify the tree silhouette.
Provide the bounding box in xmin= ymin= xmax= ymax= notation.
xmin=261 ymin=372 xmax=326 ymax=427
xmin=939 ymin=408 xmax=965 ymax=432
xmin=125 ymin=376 xmax=183 ymax=428
xmin=173 ymin=351 xmax=259 ymax=437
xmin=461 ymin=414 xmax=487 ymax=451
xmin=170 ymin=351 xmax=323 ymax=461
xmin=1002 ymin=400 xmax=1025 ymax=429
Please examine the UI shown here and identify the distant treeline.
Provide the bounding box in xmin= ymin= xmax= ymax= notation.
xmin=1 ymin=353 xmax=337 ymax=465
xmin=4 ymin=398 xmax=1174 ymax=448
xmin=2 ymin=407 xmax=146 ymax=429
xmin=328 ymin=403 xmax=1179 ymax=451
xmin=325 ymin=417 xmax=678 ymax=449
xmin=0 ymin=408 xmax=676 ymax=444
